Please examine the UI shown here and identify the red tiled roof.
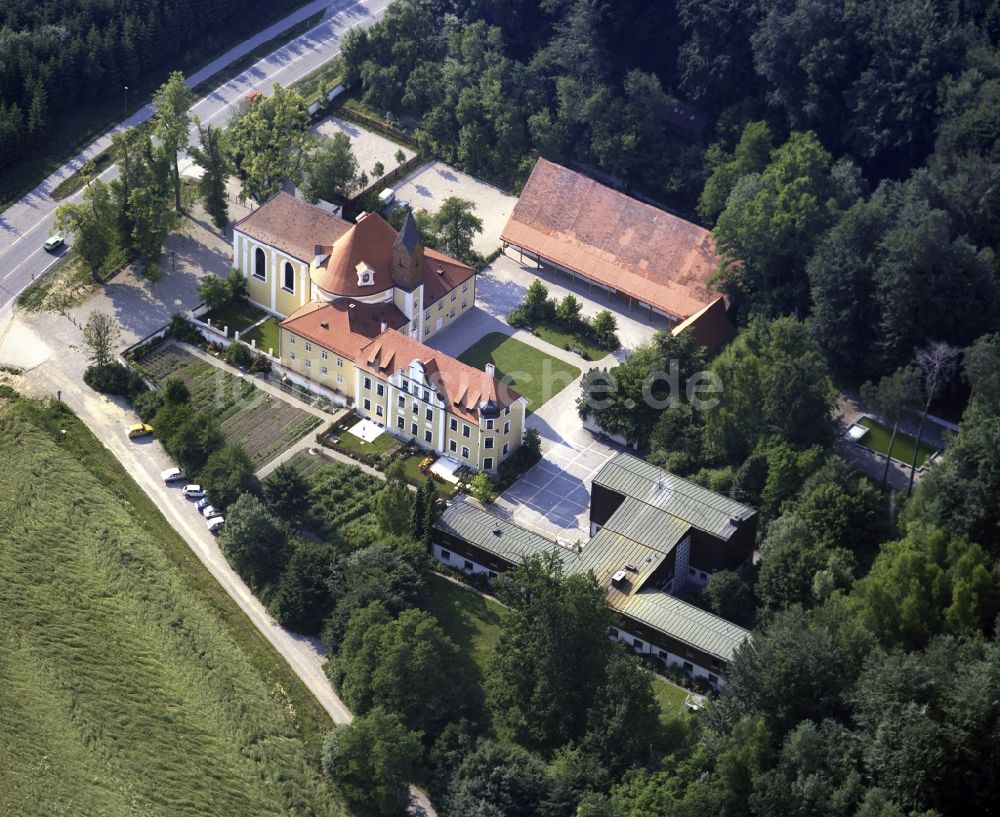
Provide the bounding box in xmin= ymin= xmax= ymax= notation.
xmin=280 ymin=299 xmax=408 ymax=362
xmin=357 ymin=330 xmax=522 ymax=422
xmin=233 ymin=192 xmax=351 ymax=262
xmin=501 ymin=159 xmax=722 ymax=321
xmin=312 ymin=212 xmax=475 ymax=300
xmin=670 ymin=296 xmax=735 ymax=352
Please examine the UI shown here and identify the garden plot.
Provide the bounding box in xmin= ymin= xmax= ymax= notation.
xmin=141 ymin=344 xmax=320 ymax=467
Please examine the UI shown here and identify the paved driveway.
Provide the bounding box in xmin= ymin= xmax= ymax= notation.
xmin=392 ymin=161 xmax=518 ymax=255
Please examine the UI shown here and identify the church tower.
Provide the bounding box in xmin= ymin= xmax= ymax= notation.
xmin=391 ymin=210 xmax=425 ymax=290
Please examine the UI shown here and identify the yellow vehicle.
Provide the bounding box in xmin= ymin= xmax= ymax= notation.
xmin=127 ymin=423 xmax=154 ymax=439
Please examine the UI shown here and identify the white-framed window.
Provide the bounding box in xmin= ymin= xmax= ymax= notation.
xmin=411 ymin=422 xmax=418 ymax=436
xmin=424 ymin=309 xmax=430 ymax=319
xmin=424 ymin=325 xmax=430 ymax=335
xmin=336 ymin=374 xmax=343 ymax=384
xmin=282 ymin=261 xmax=294 ymax=293
xmin=462 ymin=301 xmax=467 ymax=308
xmin=363 ymin=398 xmax=371 ymax=410
xmin=364 ymin=377 xmax=372 ymax=390
xmin=321 ymin=366 xmax=328 ymax=375
xmin=450 ymin=418 xmax=458 ymax=431
xmin=412 ymin=402 xmax=418 ymax=415
xmin=449 ymin=440 xmax=457 ymax=452
xmin=397 ymin=416 xmax=405 ymax=429
xmin=376 ymin=405 xmax=384 ymax=417
xmin=484 ymin=437 xmax=494 ymax=450
xmin=440 ymin=549 xmax=451 ymax=561
xmin=424 ymin=429 xmax=432 ymax=443
xmin=461 ymin=446 xmax=470 ymax=459
xmin=376 ymin=383 xmax=384 ymax=396
xmin=289 ymin=335 xmax=296 ymax=344
xmin=304 ymin=342 xmax=312 ymax=352
xmin=503 ymin=421 xmax=510 ymax=434
xmin=336 ymin=357 xmax=343 ymax=367
xmin=321 ymin=350 xmax=328 ymax=360
xmin=290 ymin=351 xmax=296 ymax=360
xmin=502 ymin=442 xmax=509 ymax=456
xmin=254 ymin=247 xmax=266 ymax=280
xmin=425 ymin=408 xmax=433 ymax=422
xmin=437 ymin=301 xmax=443 ymax=310
xmin=422 ymin=390 xmax=429 ymax=401
xmin=450 ymin=291 xmax=456 ymax=301
xmin=398 ymin=395 xmax=405 ymax=408
xmin=462 ymin=425 xmax=470 ymax=438
xmin=462 ymin=282 xmax=468 ymax=292
xmin=305 ymin=360 xmax=311 ymax=369
xmin=486 ymin=419 xmax=494 ymax=430
xmin=484 ymin=457 xmax=493 ymax=470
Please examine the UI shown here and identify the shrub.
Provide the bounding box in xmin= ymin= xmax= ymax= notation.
xmin=469 ymin=471 xmax=497 ymax=504
xmin=163 ymin=377 xmax=190 ymax=404
xmin=507 ymin=305 xmax=531 ymax=328
xmin=222 ymin=342 xmax=253 ymax=368
xmin=169 ymin=313 xmax=201 ymax=344
xmin=249 ymin=353 xmax=272 ymax=374
xmin=132 ymin=389 xmax=164 ymax=422
xmin=83 ymin=363 xmax=147 ymax=399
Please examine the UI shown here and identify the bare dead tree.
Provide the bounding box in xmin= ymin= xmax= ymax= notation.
xmin=909 ymin=341 xmax=961 ymax=496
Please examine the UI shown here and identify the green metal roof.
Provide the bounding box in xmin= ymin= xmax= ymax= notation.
xmin=593 ymin=453 xmax=756 ymax=539
xmin=601 ymin=496 xmax=692 ymax=554
xmin=435 ymin=500 xmax=575 ymax=566
xmin=572 ymin=527 xmax=669 ymax=596
xmin=616 ymin=591 xmax=750 ymax=662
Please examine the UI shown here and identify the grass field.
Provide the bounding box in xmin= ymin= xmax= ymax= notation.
xmin=422 ymin=573 xmax=506 ymax=699
xmin=203 ymin=300 xmax=270 ymax=335
xmin=458 ymin=332 xmax=581 ymax=414
xmin=857 ymin=416 xmax=937 ymax=468
xmin=0 ymin=395 xmax=343 ymax=817
xmin=142 ymin=344 xmax=320 ymax=467
xmin=531 ymin=321 xmax=607 ymax=362
xmin=244 ymin=316 xmax=282 ymax=353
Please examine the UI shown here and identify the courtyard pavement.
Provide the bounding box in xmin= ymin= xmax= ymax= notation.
xmin=312 ymin=115 xmax=415 ymax=186
xmin=392 ymin=161 xmax=518 ymax=255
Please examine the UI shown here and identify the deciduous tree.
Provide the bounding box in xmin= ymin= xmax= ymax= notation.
xmin=152 ymin=71 xmax=194 ymax=211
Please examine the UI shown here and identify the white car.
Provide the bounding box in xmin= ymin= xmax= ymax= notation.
xmin=182 ymin=484 xmax=205 ymax=499
xmin=161 ymin=468 xmax=185 ymax=484
xmin=207 ymin=516 xmax=225 ymax=534
xmin=201 ymin=505 xmax=222 ymax=520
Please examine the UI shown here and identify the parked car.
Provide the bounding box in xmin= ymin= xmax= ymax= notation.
xmin=182 ymin=484 xmax=205 ymax=499
xmin=127 ymin=423 xmax=154 ymax=439
xmin=195 ymin=497 xmax=211 ymax=511
xmin=161 ymin=467 xmax=185 ymax=483
xmin=201 ymin=505 xmax=222 ymax=520
xmin=43 ymin=234 xmax=65 ymax=252
xmin=207 ymin=516 xmax=225 ymax=534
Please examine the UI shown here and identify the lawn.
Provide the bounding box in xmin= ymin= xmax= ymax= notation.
xmin=651 ymin=674 xmax=698 ymax=748
xmin=531 ymin=321 xmax=607 ymax=362
xmin=325 ymin=415 xmax=403 ymax=460
xmin=243 ymin=316 xmax=282 ymax=354
xmin=0 ymin=396 xmax=344 ymax=817
xmin=458 ymin=332 xmax=581 ymax=414
xmin=141 ymin=345 xmax=320 ymax=467
xmin=422 ymin=573 xmax=506 ymax=696
xmin=857 ymin=416 xmax=937 ymax=468
xmin=202 ymin=299 xmax=270 ymax=335
xmin=398 ymin=452 xmax=461 ymax=499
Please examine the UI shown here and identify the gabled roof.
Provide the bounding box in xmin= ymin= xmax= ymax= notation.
xmin=435 ymin=499 xmax=575 ymax=566
xmin=670 ymin=296 xmax=735 ymax=352
xmin=233 ymin=192 xmax=351 ymax=262
xmin=357 ymin=330 xmax=522 ymax=422
xmin=593 ymin=453 xmax=756 ymax=540
xmin=279 ymin=299 xmax=408 ymax=361
xmin=501 ymin=158 xmax=722 ymax=321
xmin=617 ymin=591 xmax=750 ymax=663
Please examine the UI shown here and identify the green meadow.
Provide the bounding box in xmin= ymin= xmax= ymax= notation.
xmin=0 ymin=395 xmax=345 ymax=817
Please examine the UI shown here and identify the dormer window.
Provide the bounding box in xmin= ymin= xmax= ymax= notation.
xmin=356 ymin=261 xmax=375 ymax=287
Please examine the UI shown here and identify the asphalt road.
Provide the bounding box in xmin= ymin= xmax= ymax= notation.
xmin=0 ymin=0 xmax=390 ymax=310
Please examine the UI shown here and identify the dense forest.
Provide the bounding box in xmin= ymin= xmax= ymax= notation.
xmin=333 ymin=3 xmax=1000 ymax=817
xmin=0 ymin=0 xmax=303 ymax=172
xmin=343 ymin=0 xmax=1000 ymax=383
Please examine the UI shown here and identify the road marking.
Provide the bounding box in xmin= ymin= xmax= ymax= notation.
xmin=3 ymin=246 xmax=61 ymax=285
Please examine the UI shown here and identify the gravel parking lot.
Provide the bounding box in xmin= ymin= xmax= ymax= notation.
xmin=312 ymin=115 xmax=415 ymax=186
xmin=392 ymin=161 xmax=518 ymax=255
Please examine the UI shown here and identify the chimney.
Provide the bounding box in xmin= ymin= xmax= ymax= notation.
xmin=348 ymin=303 xmax=355 ymax=322
xmin=380 ymin=320 xmax=387 ymax=333
xmin=485 ymin=362 xmax=496 ymax=378
xmin=320 ymin=321 xmax=329 ymax=329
